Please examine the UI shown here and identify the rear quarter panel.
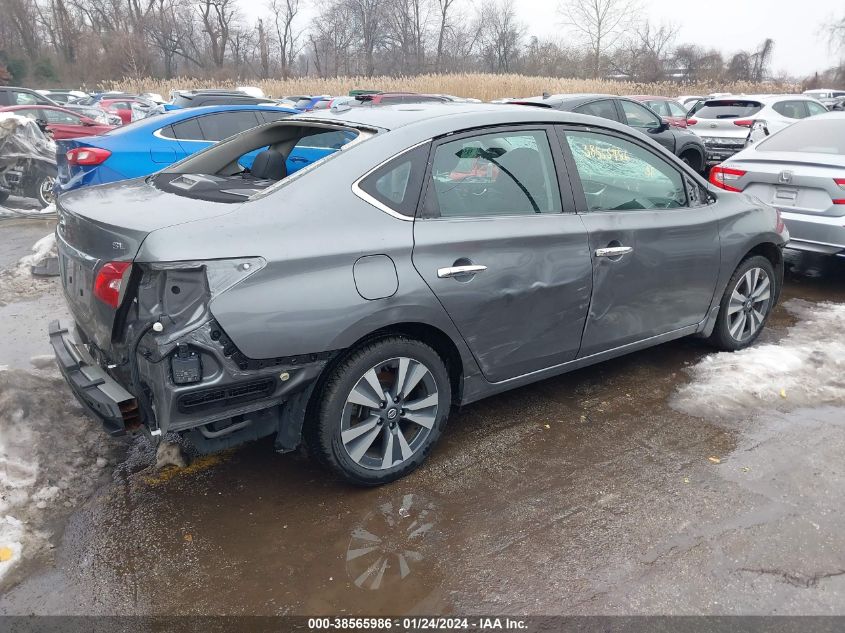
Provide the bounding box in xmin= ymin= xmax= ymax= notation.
xmin=136 ymin=131 xmax=482 ymax=381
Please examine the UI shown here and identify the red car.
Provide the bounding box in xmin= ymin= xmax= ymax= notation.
xmin=353 ymin=92 xmax=452 ymax=105
xmin=97 ymin=98 xmax=144 ymax=125
xmin=0 ymin=104 xmax=115 ymax=139
xmin=628 ymin=96 xmax=690 ymax=128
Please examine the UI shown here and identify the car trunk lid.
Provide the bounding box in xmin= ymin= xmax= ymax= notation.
xmin=56 ymin=178 xmax=241 ymax=349
xmin=731 ymin=155 xmax=845 ymax=218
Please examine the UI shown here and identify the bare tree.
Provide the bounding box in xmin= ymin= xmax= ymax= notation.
xmin=558 ymin=0 xmax=641 ymax=78
xmin=269 ymin=0 xmax=300 ymax=79
xmin=196 ymin=0 xmax=238 ymax=68
xmin=257 ymin=17 xmax=270 ymax=78
xmin=477 ymin=0 xmax=524 ymax=73
xmin=434 ymin=0 xmax=456 ymax=72
xmin=384 ymin=0 xmax=430 ymax=74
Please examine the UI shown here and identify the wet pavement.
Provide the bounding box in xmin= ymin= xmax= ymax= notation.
xmin=1 ymin=215 xmax=845 ymax=615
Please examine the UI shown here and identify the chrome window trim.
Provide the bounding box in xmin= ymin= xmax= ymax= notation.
xmin=351 ymin=140 xmax=430 ymax=222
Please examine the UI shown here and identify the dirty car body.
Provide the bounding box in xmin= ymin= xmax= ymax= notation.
xmin=50 ymin=104 xmax=788 ymax=485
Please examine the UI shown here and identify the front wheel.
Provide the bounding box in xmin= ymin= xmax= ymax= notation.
xmin=306 ymin=337 xmax=452 ymax=486
xmin=708 ymin=255 xmax=776 ymax=351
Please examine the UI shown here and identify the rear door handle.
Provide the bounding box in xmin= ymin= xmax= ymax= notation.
xmin=595 ymin=246 xmax=633 ymax=258
xmin=437 ymin=265 xmax=488 ymax=279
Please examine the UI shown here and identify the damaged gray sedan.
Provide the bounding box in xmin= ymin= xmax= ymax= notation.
xmin=50 ymin=103 xmax=787 ymax=485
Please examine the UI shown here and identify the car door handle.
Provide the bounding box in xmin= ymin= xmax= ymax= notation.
xmin=595 ymin=246 xmax=634 ymax=258
xmin=437 ymin=265 xmax=488 ymax=279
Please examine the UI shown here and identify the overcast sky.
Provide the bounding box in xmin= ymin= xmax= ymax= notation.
xmin=241 ymin=0 xmax=843 ymax=78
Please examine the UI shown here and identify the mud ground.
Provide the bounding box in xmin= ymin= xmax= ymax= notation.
xmin=1 ymin=211 xmax=844 ymax=615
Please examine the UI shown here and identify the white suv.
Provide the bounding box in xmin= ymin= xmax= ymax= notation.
xmin=688 ymin=94 xmax=828 ymax=166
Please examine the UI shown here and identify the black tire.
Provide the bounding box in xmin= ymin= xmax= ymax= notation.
xmin=0 ymin=190 xmax=9 ymax=205
xmin=680 ymin=149 xmax=704 ymax=174
xmin=708 ymin=255 xmax=776 ymax=351
xmin=305 ymin=336 xmax=452 ymax=486
xmin=36 ymin=175 xmax=56 ymax=209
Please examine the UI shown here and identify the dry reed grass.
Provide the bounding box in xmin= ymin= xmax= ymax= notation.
xmin=105 ymin=72 xmax=797 ymax=101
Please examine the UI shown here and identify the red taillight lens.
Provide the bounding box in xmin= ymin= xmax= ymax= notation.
xmin=775 ymin=209 xmax=786 ymax=234
xmin=687 ymin=118 xmax=698 ymax=125
xmin=709 ymin=165 xmax=747 ymax=192
xmin=834 ymin=179 xmax=845 ymax=205
xmin=733 ymin=119 xmax=754 ymax=127
xmin=93 ymin=261 xmax=132 ymax=308
xmin=66 ymin=147 xmax=112 ymax=166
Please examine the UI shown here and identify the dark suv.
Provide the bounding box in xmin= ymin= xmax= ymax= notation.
xmin=171 ymin=90 xmax=275 ymax=108
xmin=511 ymin=94 xmax=706 ymax=173
xmin=0 ymin=86 xmax=59 ymax=107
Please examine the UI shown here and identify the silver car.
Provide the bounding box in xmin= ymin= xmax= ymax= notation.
xmin=689 ymin=95 xmax=829 ymax=166
xmin=711 ymin=111 xmax=845 ymax=256
xmin=49 ymin=104 xmax=787 ymax=485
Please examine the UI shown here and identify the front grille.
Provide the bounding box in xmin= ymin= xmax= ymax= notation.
xmin=178 ymin=378 xmax=276 ymax=414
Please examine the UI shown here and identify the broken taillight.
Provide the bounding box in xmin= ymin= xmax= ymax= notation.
xmin=93 ymin=261 xmax=132 ymax=308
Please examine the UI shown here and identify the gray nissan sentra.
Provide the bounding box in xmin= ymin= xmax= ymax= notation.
xmin=49 ymin=103 xmax=788 ymax=485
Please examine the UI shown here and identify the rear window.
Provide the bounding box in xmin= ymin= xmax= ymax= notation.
xmin=171 ymin=94 xmax=195 ymax=107
xmin=295 ymin=98 xmax=314 ymax=109
xmin=756 ymin=118 xmax=845 ymax=155
xmin=695 ymin=100 xmax=763 ymax=119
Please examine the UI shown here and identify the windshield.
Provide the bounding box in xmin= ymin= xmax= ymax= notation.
xmin=757 ymin=118 xmax=845 ymax=154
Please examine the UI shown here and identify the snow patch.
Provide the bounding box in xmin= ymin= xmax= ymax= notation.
xmin=0 ymin=369 xmax=122 ymax=584
xmin=0 ymin=231 xmax=57 ymax=304
xmin=672 ymin=300 xmax=845 ymax=419
xmin=0 ymin=203 xmax=57 ymax=220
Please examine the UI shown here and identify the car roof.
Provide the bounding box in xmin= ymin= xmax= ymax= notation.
xmin=512 ymin=94 xmax=618 ymax=108
xmin=629 ymin=95 xmax=676 ymax=101
xmin=293 ymin=102 xmax=639 ymax=138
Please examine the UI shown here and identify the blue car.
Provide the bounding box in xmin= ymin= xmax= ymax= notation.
xmin=56 ymin=104 xmax=352 ymax=193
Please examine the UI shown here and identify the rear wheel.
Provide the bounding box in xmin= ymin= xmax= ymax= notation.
xmin=0 ymin=190 xmax=9 ymax=205
xmin=306 ymin=337 xmax=451 ymax=486
xmin=36 ymin=175 xmax=56 ymax=208
xmin=680 ymin=149 xmax=704 ymax=174
xmin=708 ymin=255 xmax=775 ymax=351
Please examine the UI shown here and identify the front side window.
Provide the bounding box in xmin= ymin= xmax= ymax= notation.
xmin=12 ymin=91 xmax=38 ymax=105
xmin=574 ymin=99 xmax=619 ymax=122
xmin=645 ymin=100 xmax=669 ymax=117
xmin=667 ymin=101 xmax=688 ymax=117
xmin=424 ymin=129 xmax=562 ymax=218
xmin=565 ymin=131 xmax=686 ymax=211
xmin=44 ymin=109 xmax=81 ymax=124
xmin=620 ymin=100 xmax=661 ymax=129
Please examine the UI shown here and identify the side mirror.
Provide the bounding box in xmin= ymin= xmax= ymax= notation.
xmin=651 ymin=119 xmax=670 ymax=133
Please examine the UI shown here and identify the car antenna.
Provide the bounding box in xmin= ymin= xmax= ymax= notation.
xmin=543 ymin=91 xmax=550 ymax=100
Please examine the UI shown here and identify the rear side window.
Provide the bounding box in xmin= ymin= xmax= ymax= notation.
xmin=756 ymin=118 xmax=845 ymax=154
xmin=12 ymin=90 xmax=39 ymax=105
xmin=772 ymin=101 xmax=809 ymax=119
xmin=259 ymin=111 xmax=292 ymax=123
xmin=358 ymin=143 xmax=430 ymax=217
xmin=574 ymin=99 xmax=619 ymax=122
xmin=695 ymin=101 xmax=763 ymax=119
xmin=423 ymin=130 xmax=562 ymax=218
xmin=806 ymin=101 xmax=828 ymax=116
xmin=169 ymin=117 xmax=203 ymax=140
xmin=197 ymin=111 xmax=261 ymax=141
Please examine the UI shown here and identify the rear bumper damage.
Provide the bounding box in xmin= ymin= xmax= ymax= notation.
xmin=50 ymin=317 xmax=332 ymax=453
xmin=49 ymin=320 xmax=140 ymax=436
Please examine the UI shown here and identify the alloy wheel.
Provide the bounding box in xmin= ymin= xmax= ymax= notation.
xmin=340 ymin=357 xmax=439 ymax=471
xmin=38 ymin=176 xmax=56 ymax=208
xmin=727 ymin=267 xmax=772 ymax=342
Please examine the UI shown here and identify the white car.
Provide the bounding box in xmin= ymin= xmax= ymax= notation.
xmin=688 ymin=94 xmax=828 ymax=166
xmin=803 ymin=88 xmax=845 ymax=110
